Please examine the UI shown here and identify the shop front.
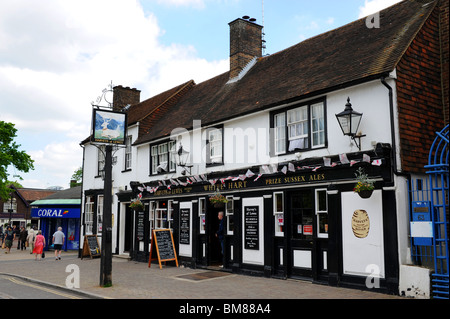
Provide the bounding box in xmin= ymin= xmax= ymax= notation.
xmin=129 ymin=145 xmax=399 ymax=293
xmin=30 ymin=207 xmax=81 ymax=251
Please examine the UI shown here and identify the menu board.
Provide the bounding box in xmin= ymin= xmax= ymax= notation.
xmin=148 ymin=229 xmax=178 ymax=269
xmin=136 ymin=211 xmax=145 ymax=241
xmin=179 ymin=208 xmax=190 ymax=245
xmin=244 ymin=206 xmax=259 ymax=250
xmin=81 ymin=235 xmax=101 ymax=259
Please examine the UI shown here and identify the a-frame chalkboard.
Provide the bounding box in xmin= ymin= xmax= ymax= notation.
xmin=81 ymin=235 xmax=101 ymax=259
xmin=148 ymin=229 xmax=178 ymax=269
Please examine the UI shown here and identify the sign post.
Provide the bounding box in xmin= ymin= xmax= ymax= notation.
xmin=90 ymin=84 xmax=128 ymax=287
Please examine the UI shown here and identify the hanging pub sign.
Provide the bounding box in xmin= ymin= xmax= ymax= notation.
xmin=91 ymin=108 xmax=127 ymax=145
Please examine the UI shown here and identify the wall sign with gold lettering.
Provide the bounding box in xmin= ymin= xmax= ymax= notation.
xmin=351 ymin=209 xmax=370 ymax=238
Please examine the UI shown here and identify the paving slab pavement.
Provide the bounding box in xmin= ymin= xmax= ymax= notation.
xmin=0 ymin=248 xmax=405 ymax=301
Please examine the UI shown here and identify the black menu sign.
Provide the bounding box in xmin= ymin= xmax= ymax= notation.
xmin=179 ymin=208 xmax=190 ymax=245
xmin=136 ymin=211 xmax=145 ymax=241
xmin=244 ymin=206 xmax=259 ymax=250
xmin=148 ymin=229 xmax=178 ymax=269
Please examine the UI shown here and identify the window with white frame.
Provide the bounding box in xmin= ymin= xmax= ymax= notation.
xmin=96 ymin=195 xmax=104 ymax=233
xmin=155 ymin=201 xmax=168 ymax=229
xmin=226 ymin=196 xmax=234 ymax=235
xmin=315 ymin=189 xmax=328 ymax=238
xmin=274 ymin=113 xmax=286 ymax=154
xmin=167 ymin=200 xmax=174 ymax=231
xmin=150 ymin=140 xmax=176 ymax=175
xmin=85 ymin=196 xmax=94 ymax=234
xmin=199 ymin=198 xmax=206 ymax=234
xmin=3 ymin=197 xmax=17 ymax=213
xmin=273 ymin=192 xmax=284 ymax=237
xmin=206 ymin=127 xmax=223 ymax=165
xmin=149 ymin=201 xmax=155 ymax=239
xmin=272 ymin=100 xmax=326 ymax=154
xmin=124 ymin=135 xmax=132 ymax=170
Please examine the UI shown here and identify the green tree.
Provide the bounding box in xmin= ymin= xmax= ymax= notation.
xmin=70 ymin=167 xmax=83 ymax=187
xmin=0 ymin=121 xmax=34 ymax=200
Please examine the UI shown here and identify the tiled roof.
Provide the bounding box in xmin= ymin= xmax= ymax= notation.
xmin=134 ymin=0 xmax=437 ymax=145
xmin=16 ymin=188 xmax=58 ymax=202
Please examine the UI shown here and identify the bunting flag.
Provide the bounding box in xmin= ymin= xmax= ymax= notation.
xmin=339 ymin=153 xmax=350 ymax=165
xmin=363 ymin=154 xmax=371 ymax=163
xmin=270 ymin=164 xmax=278 ymax=173
xmin=245 ymin=169 xmax=255 ymax=178
xmin=261 ymin=165 xmax=271 ymax=174
xmin=372 ymin=159 xmax=382 ymax=166
xmin=254 ymin=173 xmax=263 ymax=181
xmin=288 ymin=163 xmax=296 ymax=172
xmin=138 ymin=152 xmax=384 ymax=194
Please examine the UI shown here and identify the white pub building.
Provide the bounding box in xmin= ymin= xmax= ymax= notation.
xmin=80 ymin=0 xmax=449 ymax=297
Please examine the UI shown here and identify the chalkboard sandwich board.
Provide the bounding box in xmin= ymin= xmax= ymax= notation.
xmin=148 ymin=229 xmax=178 ymax=269
xmin=81 ymin=235 xmax=101 ymax=259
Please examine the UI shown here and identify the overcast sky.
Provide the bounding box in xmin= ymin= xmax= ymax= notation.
xmin=1 ymin=0 xmax=402 ymax=189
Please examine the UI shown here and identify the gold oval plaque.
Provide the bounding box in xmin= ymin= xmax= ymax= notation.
xmin=351 ymin=209 xmax=370 ymax=238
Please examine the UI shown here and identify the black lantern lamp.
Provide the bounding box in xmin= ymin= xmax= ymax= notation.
xmin=335 ymin=97 xmax=366 ymax=151
xmin=173 ymin=143 xmax=193 ymax=175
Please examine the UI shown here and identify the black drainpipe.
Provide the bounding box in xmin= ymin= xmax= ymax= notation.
xmin=381 ymin=76 xmax=411 ymax=179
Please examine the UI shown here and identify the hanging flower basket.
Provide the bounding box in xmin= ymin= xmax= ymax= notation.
xmin=209 ymin=190 xmax=228 ymax=207
xmin=353 ymin=167 xmax=375 ymax=199
xmin=130 ymin=199 xmax=145 ymax=211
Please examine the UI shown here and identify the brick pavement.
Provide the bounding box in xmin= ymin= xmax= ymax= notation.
xmin=0 ymin=248 xmax=404 ymax=300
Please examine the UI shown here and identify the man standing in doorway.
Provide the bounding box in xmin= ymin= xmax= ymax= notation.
xmin=215 ymin=211 xmax=224 ymax=261
xmin=52 ymin=227 xmax=65 ymax=260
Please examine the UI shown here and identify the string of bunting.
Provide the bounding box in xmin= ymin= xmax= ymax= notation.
xmin=135 ymin=153 xmax=383 ymax=196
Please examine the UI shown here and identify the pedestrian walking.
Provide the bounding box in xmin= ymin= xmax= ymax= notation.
xmin=52 ymin=227 xmax=65 ymax=260
xmin=4 ymin=226 xmax=15 ymax=254
xmin=33 ymin=230 xmax=45 ymax=261
xmin=27 ymin=228 xmax=36 ymax=254
xmin=19 ymin=226 xmax=28 ymax=250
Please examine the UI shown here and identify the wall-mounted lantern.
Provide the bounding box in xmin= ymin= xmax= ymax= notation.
xmin=335 ymin=97 xmax=365 ymax=150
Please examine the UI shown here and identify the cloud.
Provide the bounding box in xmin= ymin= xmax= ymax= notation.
xmin=358 ymin=0 xmax=403 ymax=18
xmin=0 ymin=0 xmax=228 ymax=188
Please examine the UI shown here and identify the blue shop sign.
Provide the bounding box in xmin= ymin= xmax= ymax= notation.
xmin=31 ymin=207 xmax=80 ymax=219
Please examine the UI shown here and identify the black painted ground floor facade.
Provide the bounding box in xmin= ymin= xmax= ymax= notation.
xmin=119 ymin=144 xmax=400 ymax=295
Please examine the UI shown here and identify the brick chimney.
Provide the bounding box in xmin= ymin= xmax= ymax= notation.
xmin=113 ymin=85 xmax=141 ymax=112
xmin=229 ymin=17 xmax=263 ymax=80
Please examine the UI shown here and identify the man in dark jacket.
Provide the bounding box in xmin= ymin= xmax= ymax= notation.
xmin=215 ymin=211 xmax=224 ymax=257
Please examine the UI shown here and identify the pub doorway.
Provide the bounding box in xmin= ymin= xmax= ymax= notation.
xmin=124 ymin=205 xmax=133 ymax=252
xmin=286 ymin=190 xmax=314 ymax=279
xmin=207 ymin=205 xmax=224 ymax=267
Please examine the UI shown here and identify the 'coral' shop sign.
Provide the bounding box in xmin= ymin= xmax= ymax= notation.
xmin=31 ymin=208 xmax=80 ymax=219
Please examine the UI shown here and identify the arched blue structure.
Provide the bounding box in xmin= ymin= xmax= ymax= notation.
xmin=425 ymin=124 xmax=449 ymax=299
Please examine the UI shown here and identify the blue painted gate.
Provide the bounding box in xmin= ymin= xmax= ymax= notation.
xmin=425 ymin=125 xmax=449 ymax=299
xmin=408 ymin=125 xmax=448 ymax=299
